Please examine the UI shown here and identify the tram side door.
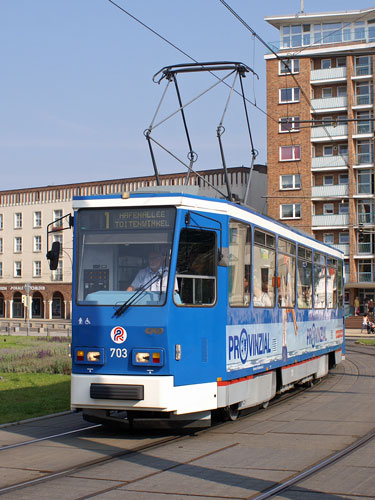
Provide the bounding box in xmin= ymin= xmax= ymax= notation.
xmin=172 ymin=225 xmax=223 ymax=385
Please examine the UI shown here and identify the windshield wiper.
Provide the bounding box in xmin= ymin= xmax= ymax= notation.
xmin=113 ymin=272 xmax=164 ymax=318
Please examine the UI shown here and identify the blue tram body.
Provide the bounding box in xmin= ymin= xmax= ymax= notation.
xmin=70 ymin=190 xmax=344 ymax=425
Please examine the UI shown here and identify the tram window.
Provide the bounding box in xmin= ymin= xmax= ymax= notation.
xmin=297 ymin=245 xmax=312 ymax=308
xmin=75 ymin=207 xmax=176 ymax=306
xmin=314 ymin=252 xmax=326 ymax=308
xmin=278 ymin=238 xmax=296 ymax=308
xmin=229 ymin=220 xmax=251 ymax=307
xmin=175 ymin=228 xmax=216 ymax=306
xmin=337 ymin=260 xmax=344 ymax=307
xmin=327 ymin=257 xmax=337 ymax=308
xmin=253 ymin=230 xmax=276 ymax=308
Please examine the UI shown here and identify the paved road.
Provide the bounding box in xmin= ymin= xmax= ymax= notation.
xmin=1 ymin=340 xmax=375 ymax=499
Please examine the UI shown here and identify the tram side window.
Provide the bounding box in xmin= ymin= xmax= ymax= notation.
xmin=278 ymin=238 xmax=296 ymax=308
xmin=297 ymin=246 xmax=312 ymax=308
xmin=229 ymin=220 xmax=251 ymax=307
xmin=175 ymin=228 xmax=216 ymax=306
xmin=314 ymin=252 xmax=326 ymax=309
xmin=337 ymin=260 xmax=344 ymax=307
xmin=253 ymin=230 xmax=276 ymax=308
xmin=327 ymin=257 xmax=337 ymax=308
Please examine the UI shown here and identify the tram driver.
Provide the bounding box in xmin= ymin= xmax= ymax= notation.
xmin=127 ymin=250 xmax=168 ymax=292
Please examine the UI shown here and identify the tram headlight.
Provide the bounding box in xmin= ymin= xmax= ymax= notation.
xmin=74 ymin=347 xmax=104 ymax=365
xmin=132 ymin=349 xmax=164 ymax=366
xmin=87 ymin=351 xmax=101 ymax=362
xmin=135 ymin=352 xmax=151 ymax=363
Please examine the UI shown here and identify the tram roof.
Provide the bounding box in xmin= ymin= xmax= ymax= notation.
xmin=72 ymin=190 xmax=343 ymax=259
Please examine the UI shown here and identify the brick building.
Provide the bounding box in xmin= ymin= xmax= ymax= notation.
xmin=0 ymin=166 xmax=265 ymax=321
xmin=265 ymin=7 xmax=375 ymax=313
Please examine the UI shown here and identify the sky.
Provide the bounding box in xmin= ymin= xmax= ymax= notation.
xmin=1 ymin=0 xmax=374 ymax=191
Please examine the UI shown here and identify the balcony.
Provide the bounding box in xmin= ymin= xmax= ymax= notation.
xmin=311 ymin=124 xmax=348 ymax=142
xmin=312 ymin=184 xmax=349 ymax=198
xmin=311 ymin=155 xmax=348 ymax=171
xmin=311 ymin=96 xmax=347 ymax=113
xmin=332 ymin=243 xmax=349 ymax=256
xmin=312 ymin=214 xmax=349 ymax=227
xmin=311 ymin=67 xmax=347 ymax=84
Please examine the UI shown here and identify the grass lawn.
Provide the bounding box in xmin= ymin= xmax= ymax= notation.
xmin=0 ymin=335 xmax=71 ymax=424
xmin=0 ymin=372 xmax=70 ymax=424
xmin=356 ymin=339 xmax=375 ymax=346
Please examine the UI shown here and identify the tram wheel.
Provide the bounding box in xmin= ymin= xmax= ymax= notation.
xmin=219 ymin=404 xmax=240 ymax=421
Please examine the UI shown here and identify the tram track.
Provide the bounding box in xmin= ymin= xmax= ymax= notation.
xmin=0 ymin=346 xmax=372 ymax=498
xmin=250 ymin=427 xmax=375 ymax=500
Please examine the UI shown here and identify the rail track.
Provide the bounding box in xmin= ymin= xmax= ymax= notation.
xmin=0 ymin=341 xmax=374 ymax=499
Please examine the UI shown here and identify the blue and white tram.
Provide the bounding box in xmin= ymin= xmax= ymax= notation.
xmin=67 ymin=189 xmax=344 ymax=426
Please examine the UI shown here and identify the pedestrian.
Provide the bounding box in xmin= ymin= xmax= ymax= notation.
xmin=362 ymin=313 xmax=369 ymax=333
xmin=368 ymin=298 xmax=374 ymax=317
xmin=354 ymin=296 xmax=360 ymax=316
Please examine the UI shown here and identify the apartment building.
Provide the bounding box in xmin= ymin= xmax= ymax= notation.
xmin=265 ymin=8 xmax=375 ymax=312
xmin=0 ymin=166 xmax=265 ymax=321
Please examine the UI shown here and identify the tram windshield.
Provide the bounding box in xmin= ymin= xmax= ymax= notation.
xmin=75 ymin=207 xmax=176 ymax=306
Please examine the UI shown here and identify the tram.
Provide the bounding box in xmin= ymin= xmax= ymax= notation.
xmin=48 ymin=188 xmax=344 ymax=427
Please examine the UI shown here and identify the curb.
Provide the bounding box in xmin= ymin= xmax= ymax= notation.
xmin=0 ymin=410 xmax=73 ymax=430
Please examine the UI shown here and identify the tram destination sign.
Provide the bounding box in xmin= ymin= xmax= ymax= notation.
xmin=80 ymin=207 xmax=176 ymax=232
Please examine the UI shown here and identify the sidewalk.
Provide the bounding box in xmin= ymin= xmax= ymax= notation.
xmin=345 ymin=328 xmax=375 ymax=337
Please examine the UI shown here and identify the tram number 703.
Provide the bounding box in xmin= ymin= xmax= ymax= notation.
xmin=110 ymin=348 xmax=128 ymax=358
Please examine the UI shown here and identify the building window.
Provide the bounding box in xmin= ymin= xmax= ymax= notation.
xmin=14 ymin=261 xmax=22 ymax=277
xmin=280 ymin=174 xmax=301 ymax=190
xmin=336 ymin=57 xmax=346 ymax=67
xmin=323 ymin=203 xmax=334 ymax=215
xmin=355 ymin=55 xmax=373 ymax=76
xmin=322 ymin=87 xmax=332 ymax=98
xmin=356 ymin=140 xmax=373 ymax=165
xmin=280 ymin=87 xmax=300 ymax=103
xmin=323 ymin=175 xmax=334 ymax=185
xmin=356 ymin=111 xmax=373 ymax=135
xmin=33 ymin=261 xmax=41 ymax=277
xmin=279 ymin=116 xmax=300 ymax=133
xmin=323 ymin=233 xmax=334 ymax=245
xmin=339 ymin=174 xmax=348 ymax=185
xmin=281 ymin=24 xmax=311 ymax=48
xmin=279 ymin=59 xmax=300 ymax=75
xmin=321 ymin=59 xmax=331 ymax=69
xmin=323 ymin=145 xmax=333 ymax=156
xmin=280 ymin=204 xmax=301 ymax=219
xmin=52 ymin=261 xmax=63 ymax=281
xmin=338 ymin=144 xmax=348 ymax=155
xmin=53 ymin=209 xmax=63 ymax=229
xmin=339 ymin=202 xmax=349 ymax=214
xmin=0 ymin=238 xmax=2 ymax=254
xmin=0 ymin=262 xmax=3 ymax=278
xmin=33 ymin=211 xmax=42 ymax=228
xmin=280 ymin=145 xmax=301 ymax=161
xmin=14 ymin=237 xmax=22 ymax=253
xmin=33 ymin=235 xmax=42 ymax=252
xmin=0 ymin=214 xmax=3 ymax=230
xmin=355 ymin=82 xmax=373 ymax=106
xmin=339 ymin=232 xmax=349 ymax=244
xmin=357 ymin=170 xmax=373 ymax=194
xmin=14 ymin=213 xmax=22 ymax=229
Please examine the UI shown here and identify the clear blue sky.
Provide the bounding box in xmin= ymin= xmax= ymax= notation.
xmin=1 ymin=0 xmax=373 ymax=190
